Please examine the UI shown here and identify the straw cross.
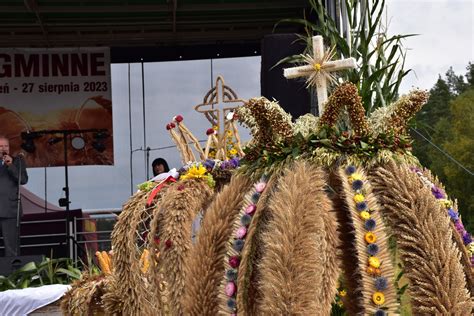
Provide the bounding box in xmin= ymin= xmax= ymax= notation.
xmin=283 ymin=35 xmax=356 ymax=115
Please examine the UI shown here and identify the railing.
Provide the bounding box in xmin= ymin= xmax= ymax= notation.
xmin=0 ymin=209 xmax=121 ymax=261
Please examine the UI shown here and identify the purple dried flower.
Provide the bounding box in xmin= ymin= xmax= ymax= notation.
xmin=375 ymin=277 xmax=388 ymax=291
xmin=241 ymin=214 xmax=252 ymax=226
xmin=431 ymin=186 xmax=445 ymax=199
xmin=252 ymin=192 xmax=261 ymax=202
xmin=367 ymin=243 xmax=379 ymax=256
xmin=229 ymin=157 xmax=240 ymax=168
xmin=364 ymin=219 xmax=376 ymax=231
xmin=356 ymin=202 xmax=368 ymax=211
xmin=352 ymin=179 xmax=364 ymax=190
xmin=447 ymin=208 xmax=459 ymax=221
xmin=345 ymin=165 xmax=356 ymax=175
xmin=220 ymin=161 xmax=230 ymax=170
xmin=375 ymin=310 xmax=387 ymax=316
xmin=226 ymin=269 xmax=238 ymax=281
xmin=463 ymin=232 xmax=472 ymax=245
xmin=203 ymin=159 xmax=216 ymax=170
xmin=232 ymin=239 xmax=244 ymax=251
xmin=455 ymin=220 xmax=465 ymax=233
xmin=227 ymin=298 xmax=236 ymax=310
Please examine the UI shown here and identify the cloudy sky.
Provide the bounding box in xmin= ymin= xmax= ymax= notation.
xmin=24 ymin=0 xmax=472 ymax=211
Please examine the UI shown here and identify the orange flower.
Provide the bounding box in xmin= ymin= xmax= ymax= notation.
xmin=365 ymin=232 xmax=377 ymax=243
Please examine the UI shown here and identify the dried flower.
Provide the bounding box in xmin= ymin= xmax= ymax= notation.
xmin=375 ymin=276 xmax=388 ymax=291
xmin=232 ymin=239 xmax=244 ymax=252
xmin=365 ymin=218 xmax=377 ymax=231
xmin=373 ymin=292 xmax=385 ymax=305
xmin=352 ymin=180 xmax=364 ymax=191
xmin=367 ymin=243 xmax=379 ymax=256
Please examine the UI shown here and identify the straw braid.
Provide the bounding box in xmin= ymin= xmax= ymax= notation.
xmin=182 ymin=175 xmax=252 ymax=315
xmin=256 ymin=161 xmax=337 ymax=315
xmin=370 ymin=162 xmax=472 ymax=314
xmin=103 ymin=190 xmax=158 ymax=316
xmin=155 ymin=179 xmax=213 ymax=315
xmin=236 ymin=175 xmax=276 ymax=315
xmin=339 ymin=166 xmax=399 ymax=315
xmin=177 ymin=122 xmax=206 ymax=160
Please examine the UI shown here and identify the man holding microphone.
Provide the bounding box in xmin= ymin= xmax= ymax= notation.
xmin=0 ymin=135 xmax=28 ymax=257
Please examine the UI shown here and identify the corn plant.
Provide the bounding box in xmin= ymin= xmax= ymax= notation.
xmin=275 ymin=0 xmax=416 ymax=113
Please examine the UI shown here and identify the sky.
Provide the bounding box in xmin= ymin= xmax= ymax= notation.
xmin=23 ymin=0 xmax=473 ymax=211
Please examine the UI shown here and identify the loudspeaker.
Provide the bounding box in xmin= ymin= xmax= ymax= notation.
xmin=0 ymin=255 xmax=44 ymax=276
xmin=261 ymin=33 xmax=312 ymax=119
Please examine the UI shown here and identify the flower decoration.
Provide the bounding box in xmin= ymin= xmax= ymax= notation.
xmin=373 ymin=292 xmax=385 ymax=305
xmin=412 ymin=169 xmax=474 ymax=267
xmin=180 ymin=163 xmax=207 ymax=180
xmin=365 ymin=232 xmax=377 ymax=243
xmin=223 ymin=176 xmax=268 ymax=314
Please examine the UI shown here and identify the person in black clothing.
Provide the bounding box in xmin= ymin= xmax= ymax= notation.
xmin=0 ymin=135 xmax=28 ymax=257
xmin=152 ymin=158 xmax=170 ymax=177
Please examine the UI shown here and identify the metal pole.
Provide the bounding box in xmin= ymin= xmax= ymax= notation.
xmin=141 ymin=60 xmax=147 ymax=180
xmin=128 ymin=63 xmax=134 ymax=195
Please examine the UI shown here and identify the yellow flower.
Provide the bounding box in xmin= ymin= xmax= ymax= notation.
xmin=339 ymin=289 xmax=347 ymax=297
xmin=212 ymin=125 xmax=219 ymax=131
xmin=365 ymin=232 xmax=377 ymax=244
xmin=229 ymin=148 xmax=238 ymax=156
xmin=349 ymin=173 xmax=363 ymax=182
xmin=181 ymin=164 xmax=207 ymax=180
xmin=360 ymin=211 xmax=371 ymax=220
xmin=368 ymin=256 xmax=381 ymax=268
xmin=439 ymin=199 xmax=452 ymax=208
xmin=354 ymin=194 xmax=365 ymax=203
xmin=227 ymin=130 xmax=233 ymax=137
xmin=313 ymin=63 xmax=322 ymax=71
xmin=372 ymin=292 xmax=385 ymax=305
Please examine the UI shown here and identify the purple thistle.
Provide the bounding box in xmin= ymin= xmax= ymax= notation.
xmin=252 ymin=192 xmax=261 ymax=202
xmin=364 ymin=219 xmax=377 ymax=231
xmin=431 ymin=186 xmax=445 ymax=199
xmin=375 ymin=310 xmax=387 ymax=316
xmin=203 ymin=159 xmax=216 ymax=170
xmin=447 ymin=208 xmax=459 ymax=221
xmin=232 ymin=239 xmax=244 ymax=251
xmin=240 ymin=214 xmax=252 ymax=226
xmin=356 ymin=202 xmax=368 ymax=211
xmin=227 ymin=298 xmax=236 ymax=310
xmin=367 ymin=243 xmax=379 ymax=256
xmin=226 ymin=269 xmax=238 ymax=281
xmin=375 ymin=277 xmax=388 ymax=291
xmin=220 ymin=161 xmax=230 ymax=170
xmin=454 ymin=220 xmax=465 ymax=233
xmin=352 ymin=179 xmax=364 ymax=190
xmin=462 ymin=232 xmax=472 ymax=245
xmin=345 ymin=165 xmax=356 ymax=175
xmin=229 ymin=157 xmax=240 ymax=168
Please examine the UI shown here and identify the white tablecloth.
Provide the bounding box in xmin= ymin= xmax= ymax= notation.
xmin=0 ymin=284 xmax=70 ymax=316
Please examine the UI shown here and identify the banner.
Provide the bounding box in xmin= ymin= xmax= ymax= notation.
xmin=0 ymin=48 xmax=113 ymax=167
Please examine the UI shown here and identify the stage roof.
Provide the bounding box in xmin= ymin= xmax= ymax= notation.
xmin=0 ymin=0 xmax=310 ymax=62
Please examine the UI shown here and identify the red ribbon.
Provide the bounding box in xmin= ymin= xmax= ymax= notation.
xmin=146 ymin=176 xmax=177 ymax=206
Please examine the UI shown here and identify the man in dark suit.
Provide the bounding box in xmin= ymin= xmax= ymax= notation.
xmin=0 ymin=135 xmax=28 ymax=257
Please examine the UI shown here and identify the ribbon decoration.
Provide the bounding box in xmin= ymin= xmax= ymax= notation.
xmin=146 ymin=176 xmax=177 ymax=206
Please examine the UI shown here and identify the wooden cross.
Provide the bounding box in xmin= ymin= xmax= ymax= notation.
xmin=283 ymin=35 xmax=356 ymax=115
xmin=194 ymin=76 xmax=245 ymax=157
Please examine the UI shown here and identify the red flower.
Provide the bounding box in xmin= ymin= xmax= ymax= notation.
xmin=229 ymin=256 xmax=240 ymax=268
xmin=165 ymin=239 xmax=173 ymax=249
xmin=166 ymin=123 xmax=172 ymax=130
xmin=170 ymin=122 xmax=176 ymax=128
xmin=154 ymin=237 xmax=160 ymax=245
xmin=174 ymin=115 xmax=184 ymax=122
xmin=177 ymin=184 xmax=185 ymax=191
xmin=206 ymin=128 xmax=215 ymax=135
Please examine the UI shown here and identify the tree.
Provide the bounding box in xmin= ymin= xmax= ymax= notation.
xmin=438 ymin=89 xmax=474 ymax=231
xmin=412 ymin=64 xmax=474 ymax=231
